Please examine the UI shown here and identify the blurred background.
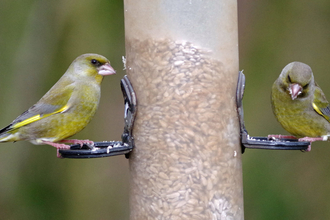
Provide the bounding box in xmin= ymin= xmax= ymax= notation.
xmin=1 ymin=0 xmax=330 ymax=219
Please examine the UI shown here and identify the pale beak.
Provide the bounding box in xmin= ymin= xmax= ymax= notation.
xmin=289 ymin=83 xmax=302 ymax=100
xmin=98 ymin=63 xmax=116 ymax=75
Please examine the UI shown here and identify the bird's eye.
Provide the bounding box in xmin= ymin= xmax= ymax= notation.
xmin=91 ymin=59 xmax=99 ymax=65
xmin=303 ymin=83 xmax=309 ymax=89
xmin=287 ymin=75 xmax=292 ymax=83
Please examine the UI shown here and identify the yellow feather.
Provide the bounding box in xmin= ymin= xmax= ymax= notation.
xmin=12 ymin=105 xmax=70 ymax=130
xmin=313 ymin=102 xmax=323 ymax=116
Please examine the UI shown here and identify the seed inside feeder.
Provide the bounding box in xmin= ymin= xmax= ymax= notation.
xmin=127 ymin=39 xmax=242 ymax=219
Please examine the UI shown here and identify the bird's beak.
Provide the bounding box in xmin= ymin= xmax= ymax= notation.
xmin=98 ymin=63 xmax=116 ymax=75
xmin=289 ymin=83 xmax=302 ymax=100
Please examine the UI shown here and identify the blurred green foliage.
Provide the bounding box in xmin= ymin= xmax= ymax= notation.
xmin=1 ymin=0 xmax=330 ymax=219
xmin=239 ymin=0 xmax=330 ymax=219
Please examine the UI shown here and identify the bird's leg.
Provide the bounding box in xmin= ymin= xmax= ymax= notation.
xmin=42 ymin=141 xmax=71 ymax=158
xmin=59 ymin=139 xmax=95 ymax=149
xmin=267 ymin=134 xmax=297 ymax=140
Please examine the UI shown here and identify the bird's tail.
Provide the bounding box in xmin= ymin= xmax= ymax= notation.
xmin=0 ymin=124 xmax=17 ymax=142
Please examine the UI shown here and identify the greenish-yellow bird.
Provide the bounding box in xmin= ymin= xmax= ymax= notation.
xmin=271 ymin=61 xmax=330 ymax=151
xmin=0 ymin=53 xmax=116 ymax=156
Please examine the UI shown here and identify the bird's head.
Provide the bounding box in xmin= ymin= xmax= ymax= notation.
xmin=70 ymin=53 xmax=116 ymax=83
xmin=279 ymin=62 xmax=314 ymax=100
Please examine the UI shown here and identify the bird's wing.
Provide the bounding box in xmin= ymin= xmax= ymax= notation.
xmin=312 ymin=83 xmax=330 ymax=122
xmin=0 ymin=81 xmax=75 ymax=134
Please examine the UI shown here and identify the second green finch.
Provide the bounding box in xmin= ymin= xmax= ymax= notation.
xmin=0 ymin=53 xmax=115 ymax=156
xmin=271 ymin=61 xmax=330 ymax=151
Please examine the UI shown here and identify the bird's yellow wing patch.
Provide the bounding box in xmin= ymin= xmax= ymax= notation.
xmin=313 ymin=103 xmax=323 ymax=116
xmin=11 ymin=105 xmax=70 ymax=130
xmin=313 ymin=86 xmax=330 ymax=122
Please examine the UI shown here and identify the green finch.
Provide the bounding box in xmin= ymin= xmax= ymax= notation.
xmin=270 ymin=61 xmax=330 ymax=151
xmin=0 ymin=53 xmax=115 ymax=156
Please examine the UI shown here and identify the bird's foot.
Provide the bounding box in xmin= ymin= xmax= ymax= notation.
xmin=42 ymin=141 xmax=71 ymax=149
xmin=298 ymin=137 xmax=325 ymax=142
xmin=297 ymin=137 xmax=326 ymax=152
xmin=267 ymin=134 xmax=297 ymax=140
xmin=60 ymin=139 xmax=95 ymax=149
xmin=42 ymin=140 xmax=95 ymax=158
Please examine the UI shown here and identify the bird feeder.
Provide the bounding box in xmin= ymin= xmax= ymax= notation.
xmin=124 ymin=0 xmax=244 ymax=219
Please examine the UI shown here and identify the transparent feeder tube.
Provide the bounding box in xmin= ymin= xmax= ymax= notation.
xmin=124 ymin=0 xmax=243 ymax=219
